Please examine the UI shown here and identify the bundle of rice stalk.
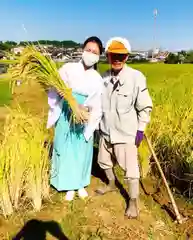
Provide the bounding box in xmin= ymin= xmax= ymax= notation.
xmin=0 ymin=105 xmax=51 ymax=214
xmin=25 ymin=120 xmax=50 ymax=211
xmin=12 ymin=105 xmax=50 ymax=211
xmin=0 ymin=46 xmax=88 ymax=124
xmin=0 ymin=107 xmax=33 ymax=210
xmin=0 ymin=145 xmax=14 ymax=217
xmin=4 ymin=141 xmax=28 ymax=210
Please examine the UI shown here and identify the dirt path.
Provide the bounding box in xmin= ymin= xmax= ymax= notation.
xmin=0 ymin=176 xmax=178 ymax=240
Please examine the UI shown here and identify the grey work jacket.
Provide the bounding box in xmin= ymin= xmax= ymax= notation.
xmin=100 ymin=65 xmax=153 ymax=144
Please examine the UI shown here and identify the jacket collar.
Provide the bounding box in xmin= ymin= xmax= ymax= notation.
xmin=111 ymin=64 xmax=127 ymax=86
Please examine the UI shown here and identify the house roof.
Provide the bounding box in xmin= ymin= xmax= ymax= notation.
xmin=155 ymin=51 xmax=170 ymax=58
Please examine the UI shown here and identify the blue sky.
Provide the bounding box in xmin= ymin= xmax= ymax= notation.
xmin=1 ymin=0 xmax=193 ymax=51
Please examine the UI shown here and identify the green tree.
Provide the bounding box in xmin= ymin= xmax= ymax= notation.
xmin=18 ymin=40 xmax=80 ymax=48
xmin=4 ymin=41 xmax=17 ymax=46
xmin=164 ymin=53 xmax=179 ymax=64
xmin=0 ymin=41 xmax=18 ymax=51
xmin=184 ymin=50 xmax=193 ymax=63
xmin=0 ymin=41 xmax=10 ymax=51
xmin=178 ymin=52 xmax=185 ymax=64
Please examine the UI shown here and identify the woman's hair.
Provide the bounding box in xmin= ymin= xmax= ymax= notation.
xmin=83 ymin=36 xmax=103 ymax=70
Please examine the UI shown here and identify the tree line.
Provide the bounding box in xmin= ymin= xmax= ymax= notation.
xmin=1 ymin=40 xmax=193 ymax=64
xmin=0 ymin=41 xmax=17 ymax=51
xmin=165 ymin=50 xmax=193 ymax=64
xmin=0 ymin=40 xmax=81 ymax=51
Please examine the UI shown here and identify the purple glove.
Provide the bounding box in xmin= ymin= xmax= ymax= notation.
xmin=135 ymin=130 xmax=144 ymax=147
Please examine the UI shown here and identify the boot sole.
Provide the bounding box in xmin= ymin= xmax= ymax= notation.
xmin=95 ymin=188 xmax=117 ymax=195
xmin=124 ymin=213 xmax=139 ymax=220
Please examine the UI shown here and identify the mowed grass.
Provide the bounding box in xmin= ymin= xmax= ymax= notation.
xmin=0 ymin=81 xmax=11 ymax=106
xmin=0 ymin=80 xmax=11 ymax=131
xmin=0 ymin=63 xmax=193 ymax=239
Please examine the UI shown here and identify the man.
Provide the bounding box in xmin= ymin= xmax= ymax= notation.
xmin=96 ymin=37 xmax=153 ymax=218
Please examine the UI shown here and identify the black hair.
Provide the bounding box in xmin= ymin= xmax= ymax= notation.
xmin=83 ymin=36 xmax=103 ymax=71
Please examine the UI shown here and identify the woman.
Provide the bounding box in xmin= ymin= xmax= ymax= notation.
xmin=47 ymin=36 xmax=103 ymax=201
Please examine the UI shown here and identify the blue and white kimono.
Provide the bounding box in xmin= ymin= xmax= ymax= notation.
xmin=47 ymin=61 xmax=103 ymax=191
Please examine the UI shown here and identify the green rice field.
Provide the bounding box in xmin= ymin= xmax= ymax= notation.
xmin=0 ymin=63 xmax=193 ymax=239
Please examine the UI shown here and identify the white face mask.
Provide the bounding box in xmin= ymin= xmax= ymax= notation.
xmin=82 ymin=51 xmax=99 ymax=67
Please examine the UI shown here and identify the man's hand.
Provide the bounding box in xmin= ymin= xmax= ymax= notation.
xmin=135 ymin=130 xmax=144 ymax=147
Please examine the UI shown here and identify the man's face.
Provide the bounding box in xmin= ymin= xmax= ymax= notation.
xmin=107 ymin=53 xmax=128 ymax=71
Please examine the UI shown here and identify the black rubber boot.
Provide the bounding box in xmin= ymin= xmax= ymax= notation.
xmin=125 ymin=198 xmax=139 ymax=219
xmin=96 ymin=168 xmax=117 ymax=195
xmin=125 ymin=178 xmax=140 ymax=219
xmin=95 ymin=180 xmax=117 ymax=195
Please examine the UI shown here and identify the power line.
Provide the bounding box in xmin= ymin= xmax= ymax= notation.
xmin=152 ymin=9 xmax=158 ymax=60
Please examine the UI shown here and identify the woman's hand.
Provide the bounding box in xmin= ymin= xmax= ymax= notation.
xmin=78 ymin=104 xmax=90 ymax=123
xmin=79 ymin=104 xmax=92 ymax=112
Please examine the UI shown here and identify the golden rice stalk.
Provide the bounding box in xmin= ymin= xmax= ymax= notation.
xmin=1 ymin=107 xmax=31 ymax=209
xmin=4 ymin=141 xmax=28 ymax=209
xmin=0 ymin=105 xmax=51 ymax=214
xmin=25 ymin=122 xmax=50 ymax=211
xmin=138 ymin=139 xmax=151 ymax=178
xmin=41 ymin=145 xmax=51 ymax=199
xmin=12 ymin=106 xmax=50 ymax=211
xmin=0 ymin=150 xmax=14 ymax=217
xmin=0 ymin=46 xmax=88 ymax=124
xmin=0 ymin=113 xmax=14 ymax=216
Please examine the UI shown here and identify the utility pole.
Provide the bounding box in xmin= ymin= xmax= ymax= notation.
xmin=152 ymin=9 xmax=158 ymax=61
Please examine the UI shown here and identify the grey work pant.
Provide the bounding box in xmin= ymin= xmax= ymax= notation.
xmin=98 ymin=137 xmax=140 ymax=179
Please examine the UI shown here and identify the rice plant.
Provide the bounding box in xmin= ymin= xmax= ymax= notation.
xmin=25 ymin=121 xmax=50 ymax=211
xmin=0 ymin=149 xmax=14 ymax=216
xmin=0 ymin=105 xmax=51 ymax=216
xmin=140 ymin=64 xmax=193 ymax=194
